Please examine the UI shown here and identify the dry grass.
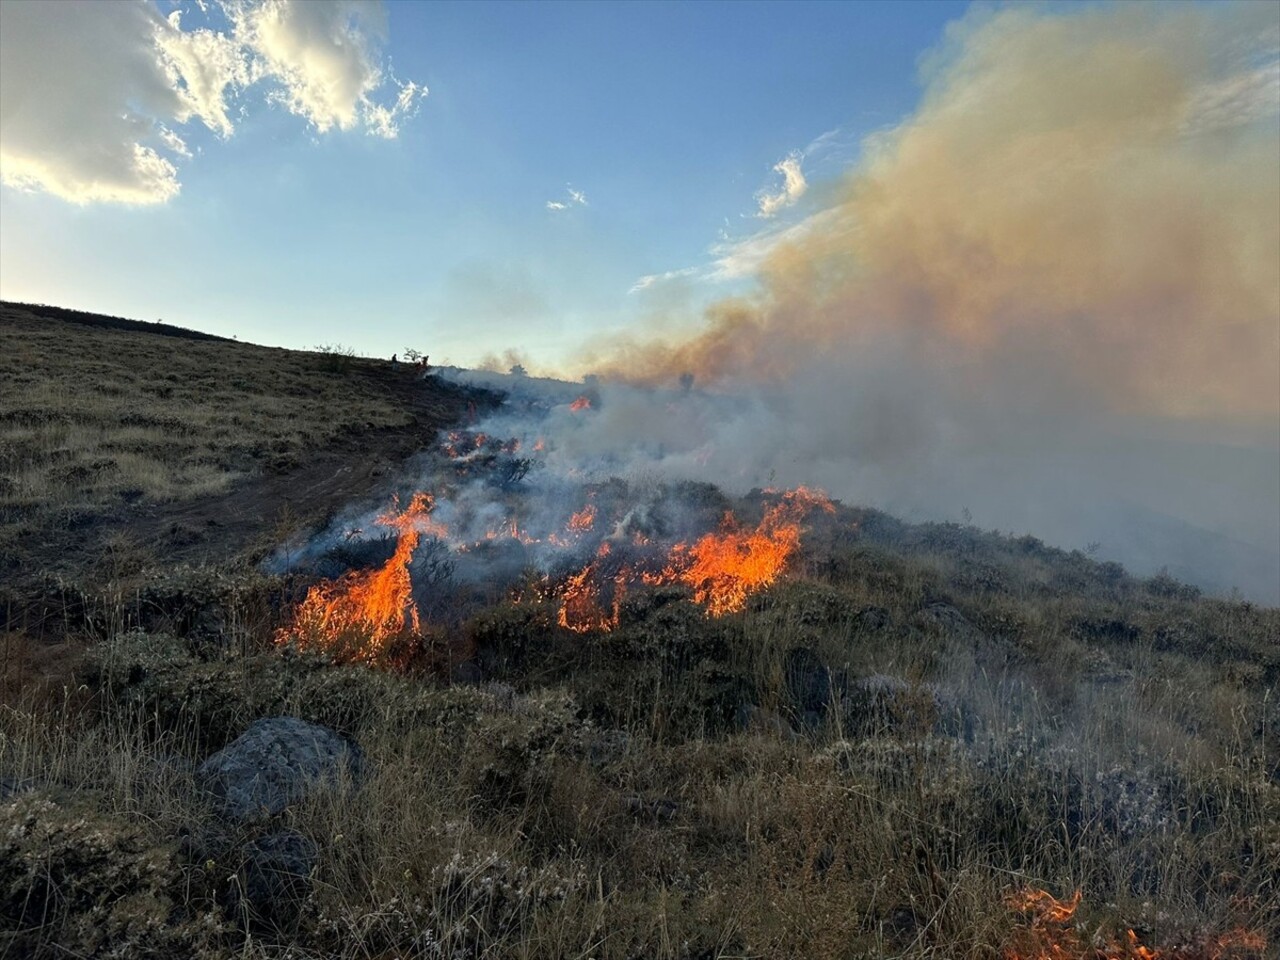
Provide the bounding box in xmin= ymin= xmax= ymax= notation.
xmin=0 ymin=303 xmax=1275 ymax=958
xmin=0 ymin=303 xmax=409 ymax=521
xmin=3 ymin=546 xmax=1276 ymax=957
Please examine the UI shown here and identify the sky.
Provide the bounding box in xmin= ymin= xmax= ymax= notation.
xmin=0 ymin=0 xmax=969 ymax=366
xmin=3 ymin=0 xmax=1278 ymax=598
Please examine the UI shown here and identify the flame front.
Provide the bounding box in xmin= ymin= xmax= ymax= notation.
xmin=655 ymin=487 xmax=834 ymax=616
xmin=276 ymin=492 xmax=445 ymax=662
xmin=551 ymin=487 xmax=834 ymax=627
xmin=1004 ymin=888 xmax=1266 ymax=960
xmin=567 ymin=503 xmax=596 ymax=533
xmin=281 ymin=482 xmax=836 ymax=652
xmin=557 ymin=541 xmax=629 ymax=633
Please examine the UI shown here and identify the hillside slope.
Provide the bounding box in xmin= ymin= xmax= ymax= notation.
xmin=0 ymin=302 xmax=493 ymax=631
xmin=0 ymin=303 xmax=1275 ymax=960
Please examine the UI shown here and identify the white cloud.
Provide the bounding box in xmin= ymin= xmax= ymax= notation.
xmin=363 ymin=79 xmax=427 ymax=139
xmin=158 ymin=125 xmax=192 ymax=158
xmin=628 ymin=266 xmax=699 ymax=294
xmin=709 ymin=208 xmax=838 ymax=280
xmin=156 ymin=10 xmax=253 ymax=137
xmin=756 ymin=152 xmax=807 ymax=218
xmin=0 ymin=0 xmax=425 ymax=205
xmin=547 ymin=184 xmax=588 ymax=211
xmin=231 ymin=0 xmax=424 ymax=138
xmin=1182 ymin=58 xmax=1280 ymax=135
xmin=626 ymin=209 xmax=840 ymax=295
xmin=625 ymin=133 xmax=841 ymax=294
xmin=0 ymin=1 xmax=187 ymax=204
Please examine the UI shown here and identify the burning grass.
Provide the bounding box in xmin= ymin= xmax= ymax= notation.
xmin=269 ymin=393 xmax=843 ymax=658
xmin=5 ymin=306 xmax=1278 ymax=959
xmin=1004 ymin=888 xmax=1267 ymax=959
xmin=274 ymin=480 xmax=837 ymax=656
xmin=275 ymin=493 xmax=447 ymax=662
xmin=656 ymin=487 xmax=836 ymax=616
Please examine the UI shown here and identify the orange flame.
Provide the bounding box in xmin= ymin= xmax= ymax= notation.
xmin=275 ymin=493 xmax=445 ymax=662
xmin=1004 ymin=888 xmax=1267 ymax=960
xmin=568 ymin=504 xmax=597 ymax=533
xmin=557 ymin=541 xmax=628 ymax=633
xmin=654 ymin=487 xmax=834 ymax=616
xmin=548 ymin=487 xmax=833 ymax=632
xmin=569 ymin=395 xmax=592 ymax=412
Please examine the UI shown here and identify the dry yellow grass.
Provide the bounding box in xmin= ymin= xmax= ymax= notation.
xmin=1 ymin=303 xmax=410 ymax=516
xmin=0 ymin=303 xmax=479 ymax=623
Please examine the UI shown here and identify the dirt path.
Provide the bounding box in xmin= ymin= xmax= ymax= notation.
xmin=126 ymin=376 xmax=496 ymax=566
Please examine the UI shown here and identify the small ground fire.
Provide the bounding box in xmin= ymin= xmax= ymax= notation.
xmin=275 ymin=492 xmax=447 ymax=663
xmin=275 ymin=481 xmax=836 ymax=656
xmin=1004 ymin=888 xmax=1266 ymax=960
xmin=272 ymin=388 xmax=839 ymax=661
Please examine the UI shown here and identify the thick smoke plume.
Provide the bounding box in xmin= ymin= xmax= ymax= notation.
xmin=583 ymin=3 xmax=1280 ymax=601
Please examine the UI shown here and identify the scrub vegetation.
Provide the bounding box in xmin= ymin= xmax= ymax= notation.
xmin=1 ymin=306 xmax=1275 ymax=959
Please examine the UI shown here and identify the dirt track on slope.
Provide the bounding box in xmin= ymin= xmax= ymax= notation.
xmin=125 ymin=380 xmax=490 ymax=569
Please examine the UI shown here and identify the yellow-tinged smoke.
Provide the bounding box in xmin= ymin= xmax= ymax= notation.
xmin=604 ymin=2 xmax=1280 ymax=419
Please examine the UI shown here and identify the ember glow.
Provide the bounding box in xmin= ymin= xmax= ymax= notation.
xmin=1004 ymin=888 xmax=1267 ymax=960
xmin=275 ymin=493 xmax=446 ymax=662
xmin=569 ymin=395 xmax=592 ymax=412
xmin=567 ymin=503 xmax=596 ymax=533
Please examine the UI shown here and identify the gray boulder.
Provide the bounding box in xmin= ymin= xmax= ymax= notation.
xmin=198 ymin=717 xmax=362 ymax=821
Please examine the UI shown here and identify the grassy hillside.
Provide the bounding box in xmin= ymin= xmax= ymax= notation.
xmin=1 ymin=305 xmax=1275 ymax=959
xmin=1 ymin=302 xmax=487 ymax=628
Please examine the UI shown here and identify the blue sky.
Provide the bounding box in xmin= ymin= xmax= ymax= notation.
xmin=3 ymin=0 xmax=1277 ymax=597
xmin=0 ymin=0 xmax=968 ymax=366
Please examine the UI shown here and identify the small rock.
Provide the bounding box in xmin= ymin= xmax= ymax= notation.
xmin=197 ymin=717 xmax=362 ymax=822
xmin=784 ymin=647 xmax=843 ymax=720
xmin=233 ymin=829 xmax=317 ymax=930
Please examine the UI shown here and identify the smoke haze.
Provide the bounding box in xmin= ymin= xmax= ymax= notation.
xmin=578 ymin=2 xmax=1280 ymax=601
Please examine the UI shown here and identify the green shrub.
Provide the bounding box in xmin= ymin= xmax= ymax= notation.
xmin=0 ymin=792 xmax=225 ymax=959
